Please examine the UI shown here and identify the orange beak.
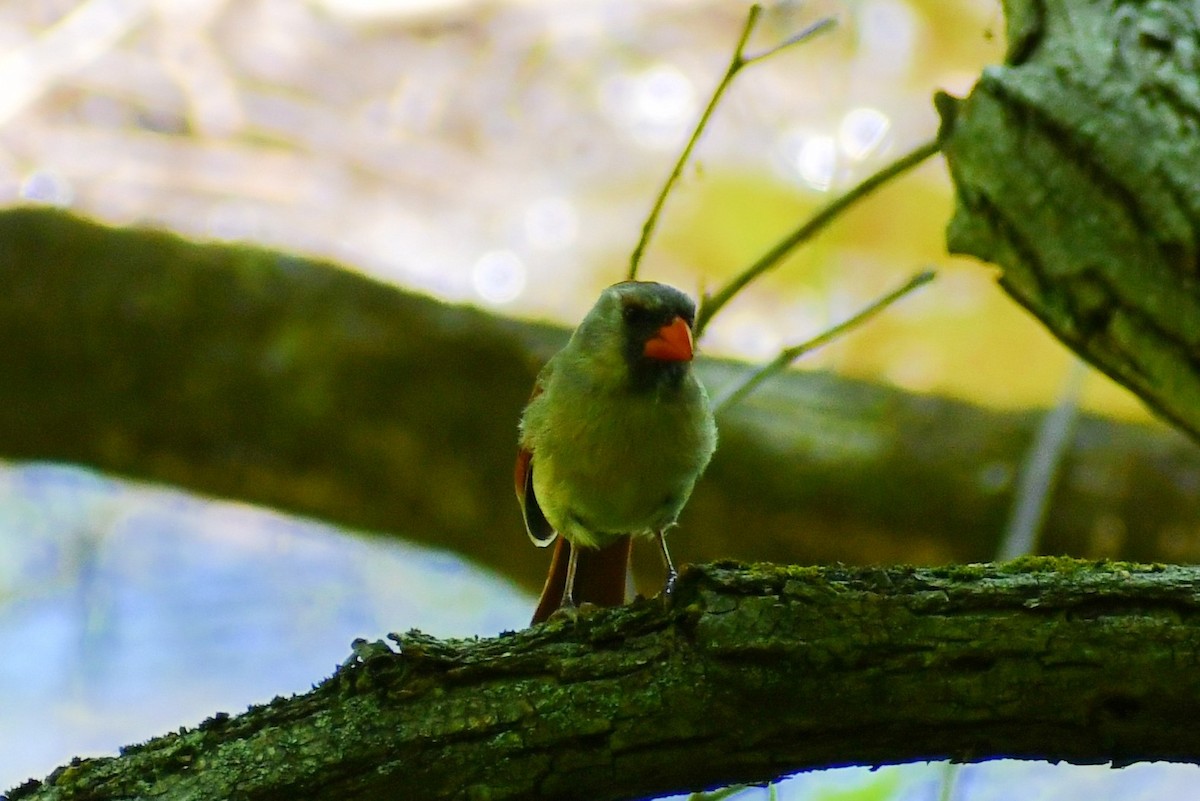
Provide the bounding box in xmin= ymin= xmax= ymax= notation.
xmin=643 ymin=315 xmax=694 ymax=362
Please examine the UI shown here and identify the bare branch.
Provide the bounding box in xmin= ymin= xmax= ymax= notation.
xmin=627 ymin=9 xmax=835 ymax=280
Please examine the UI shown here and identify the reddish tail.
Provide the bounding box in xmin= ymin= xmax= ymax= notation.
xmin=531 ymin=535 xmax=633 ymax=625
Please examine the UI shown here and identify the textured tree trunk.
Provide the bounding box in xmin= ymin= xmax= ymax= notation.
xmin=2 ymin=208 xmax=1200 ymax=593
xmin=940 ymin=0 xmax=1200 ymax=442
xmin=9 ymin=558 xmax=1200 ymax=801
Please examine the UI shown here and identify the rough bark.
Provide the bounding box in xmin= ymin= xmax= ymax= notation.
xmin=2 ymin=208 xmax=1200 ymax=592
xmin=8 ymin=557 xmax=1200 ymax=801
xmin=939 ymin=0 xmax=1200 ymax=442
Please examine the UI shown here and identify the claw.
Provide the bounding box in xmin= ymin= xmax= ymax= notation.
xmin=548 ymin=598 xmax=579 ymax=623
xmin=662 ymin=567 xmax=679 ymax=598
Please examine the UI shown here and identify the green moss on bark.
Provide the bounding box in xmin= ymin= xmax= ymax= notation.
xmin=12 ymin=559 xmax=1200 ymax=801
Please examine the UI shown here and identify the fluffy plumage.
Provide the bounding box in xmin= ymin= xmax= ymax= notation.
xmin=516 ymin=281 xmax=717 ymax=624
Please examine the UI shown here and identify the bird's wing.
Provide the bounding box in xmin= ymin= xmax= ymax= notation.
xmin=515 ymin=445 xmax=556 ymax=547
xmin=516 ymin=376 xmax=556 ymax=547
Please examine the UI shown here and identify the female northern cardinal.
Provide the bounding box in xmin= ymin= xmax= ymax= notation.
xmin=516 ymin=281 xmax=718 ymax=624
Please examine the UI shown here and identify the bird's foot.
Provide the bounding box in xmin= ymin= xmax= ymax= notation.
xmin=547 ymin=600 xmax=606 ymax=624
xmin=341 ymin=637 xmax=395 ymax=668
xmin=548 ymin=598 xmax=579 ymax=623
xmin=660 ymin=567 xmax=679 ymax=602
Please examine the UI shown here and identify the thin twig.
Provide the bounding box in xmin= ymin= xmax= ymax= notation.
xmin=938 ymin=763 xmax=961 ymax=801
xmin=996 ymin=358 xmax=1088 ymax=561
xmin=714 ymin=269 xmax=935 ymax=413
xmin=627 ymin=8 xmax=836 ymax=280
xmin=744 ymin=19 xmax=834 ymax=64
xmin=694 ymin=137 xmax=941 ymax=338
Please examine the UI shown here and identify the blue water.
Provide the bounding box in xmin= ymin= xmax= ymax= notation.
xmin=0 ymin=461 xmax=531 ymax=788
xmin=3 ymin=463 xmax=1199 ymax=800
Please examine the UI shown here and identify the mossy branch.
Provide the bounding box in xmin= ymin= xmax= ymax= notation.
xmin=11 ymin=558 xmax=1200 ymax=801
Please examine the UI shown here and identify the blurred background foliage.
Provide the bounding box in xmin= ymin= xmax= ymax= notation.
xmin=0 ymin=0 xmax=1153 ymax=417
xmin=1 ymin=0 xmax=1196 ymax=798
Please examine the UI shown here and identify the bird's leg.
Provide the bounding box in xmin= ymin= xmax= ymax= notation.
xmin=559 ymin=541 xmax=580 ymax=613
xmin=656 ymin=529 xmax=678 ymax=597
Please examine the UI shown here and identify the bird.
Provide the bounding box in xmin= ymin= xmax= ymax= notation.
xmin=515 ymin=280 xmax=717 ymax=625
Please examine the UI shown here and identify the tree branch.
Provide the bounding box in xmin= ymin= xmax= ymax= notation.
xmin=627 ymin=8 xmax=834 ymax=280
xmin=694 ymin=137 xmax=940 ymax=338
xmin=939 ymin=0 xmax=1200 ymax=443
xmin=3 ymin=208 xmax=1200 ymax=590
xmin=10 ymin=558 xmax=1200 ymax=801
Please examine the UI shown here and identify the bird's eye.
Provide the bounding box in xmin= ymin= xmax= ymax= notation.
xmin=622 ymin=304 xmax=650 ymax=325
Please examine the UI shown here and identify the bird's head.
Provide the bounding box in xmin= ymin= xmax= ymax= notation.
xmin=570 ymin=280 xmax=698 ymax=392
